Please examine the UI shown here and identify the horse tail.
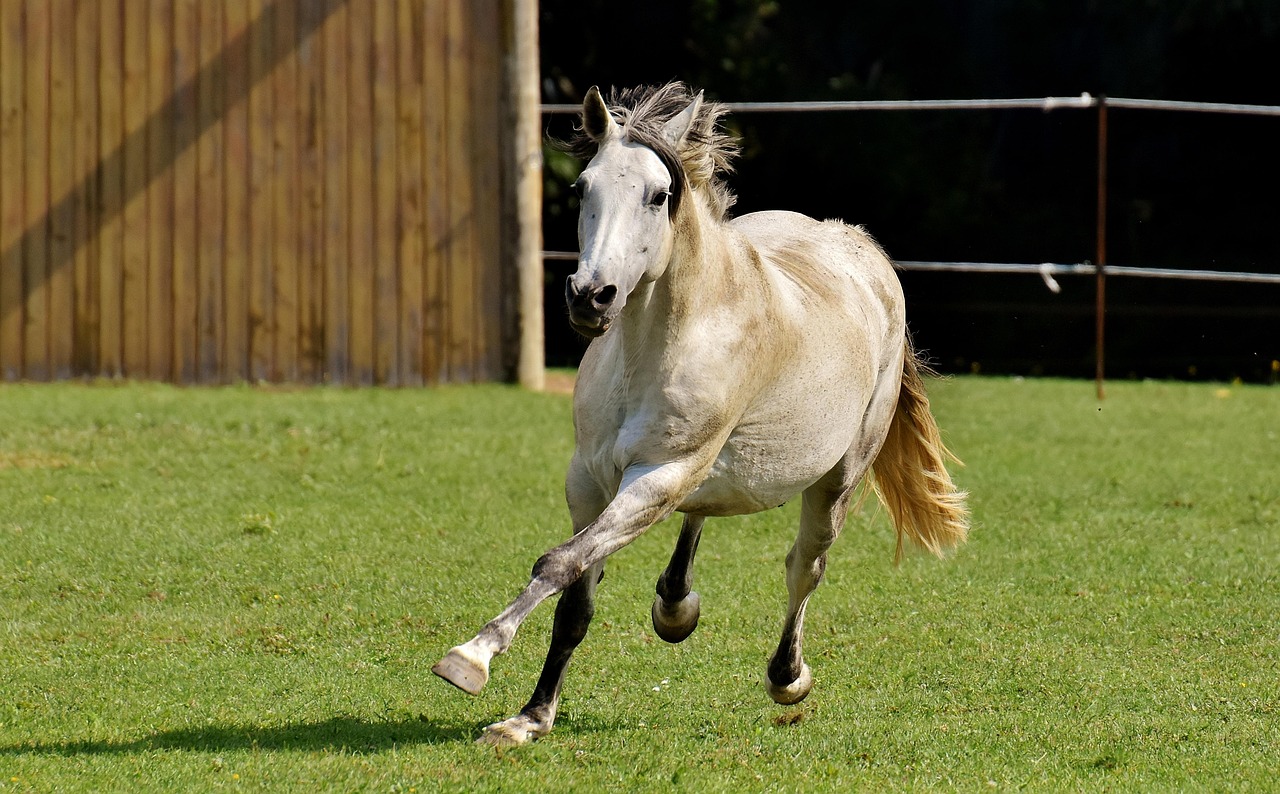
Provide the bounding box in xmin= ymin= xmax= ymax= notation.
xmin=868 ymin=339 xmax=970 ymax=562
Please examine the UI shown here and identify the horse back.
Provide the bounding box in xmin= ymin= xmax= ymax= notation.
xmin=730 ymin=210 xmax=904 ymax=345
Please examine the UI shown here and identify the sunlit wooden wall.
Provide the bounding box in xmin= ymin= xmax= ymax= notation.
xmin=0 ymin=0 xmax=514 ymax=385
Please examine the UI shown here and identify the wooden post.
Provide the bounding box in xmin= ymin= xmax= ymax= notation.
xmin=504 ymin=0 xmax=543 ymax=390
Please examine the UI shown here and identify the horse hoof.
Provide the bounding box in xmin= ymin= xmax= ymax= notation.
xmin=432 ymin=644 xmax=490 ymax=695
xmin=477 ymin=714 xmax=550 ymax=747
xmin=651 ymin=591 xmax=701 ymax=643
xmin=766 ymin=662 xmax=813 ymax=705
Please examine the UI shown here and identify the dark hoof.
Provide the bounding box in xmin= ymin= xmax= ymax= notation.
xmin=651 ymin=591 xmax=701 ymax=643
xmin=765 ymin=662 xmax=813 ymax=705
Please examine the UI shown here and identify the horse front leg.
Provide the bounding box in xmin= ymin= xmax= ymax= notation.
xmin=431 ymin=522 xmax=624 ymax=700
xmin=432 ymin=462 xmax=694 ymax=744
xmin=476 ymin=557 xmax=604 ymax=745
xmin=429 ymin=573 xmax=558 ymax=697
xmin=652 ymin=514 xmax=705 ymax=643
xmin=472 ymin=472 xmax=608 ymax=746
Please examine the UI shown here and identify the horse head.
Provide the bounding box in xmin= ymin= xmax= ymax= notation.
xmin=565 ymin=86 xmax=701 ymax=338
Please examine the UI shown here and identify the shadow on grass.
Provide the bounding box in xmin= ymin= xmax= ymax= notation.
xmin=0 ymin=715 xmax=480 ymax=757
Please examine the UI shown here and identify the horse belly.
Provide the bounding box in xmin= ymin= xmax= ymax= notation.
xmin=678 ymin=422 xmax=854 ymax=516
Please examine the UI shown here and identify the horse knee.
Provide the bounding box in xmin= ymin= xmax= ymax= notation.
xmin=531 ymin=548 xmax=585 ymax=590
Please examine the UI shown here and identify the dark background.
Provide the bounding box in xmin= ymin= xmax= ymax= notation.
xmin=536 ymin=1 xmax=1280 ymax=383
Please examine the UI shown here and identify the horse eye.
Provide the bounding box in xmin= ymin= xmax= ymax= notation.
xmin=571 ymin=179 xmax=585 ymax=198
xmin=651 ymin=191 xmax=670 ymax=208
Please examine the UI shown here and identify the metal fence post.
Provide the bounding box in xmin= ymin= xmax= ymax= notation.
xmin=1095 ymin=95 xmax=1108 ymax=400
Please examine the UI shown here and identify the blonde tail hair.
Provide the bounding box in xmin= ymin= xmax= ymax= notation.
xmin=869 ymin=340 xmax=970 ymax=562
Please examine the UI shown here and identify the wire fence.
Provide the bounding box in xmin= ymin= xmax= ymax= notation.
xmin=540 ymin=95 xmax=1280 ymax=395
xmin=543 ymin=93 xmax=1280 ymax=116
xmin=541 ymin=255 xmax=1280 ymax=286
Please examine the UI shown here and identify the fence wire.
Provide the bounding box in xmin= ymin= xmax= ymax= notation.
xmin=541 ymin=95 xmax=1280 ymax=289
xmin=544 ymin=94 xmax=1280 ymax=116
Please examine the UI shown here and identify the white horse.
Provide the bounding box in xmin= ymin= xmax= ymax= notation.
xmin=433 ymin=82 xmax=969 ymax=745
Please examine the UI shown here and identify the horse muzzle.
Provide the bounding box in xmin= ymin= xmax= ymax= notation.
xmin=568 ymin=315 xmax=612 ymax=338
xmin=566 ymin=276 xmax=619 ymax=338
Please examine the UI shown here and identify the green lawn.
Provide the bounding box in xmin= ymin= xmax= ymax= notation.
xmin=1 ymin=377 xmax=1277 ymax=791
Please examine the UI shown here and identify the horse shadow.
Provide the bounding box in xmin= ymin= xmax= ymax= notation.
xmin=0 ymin=715 xmax=479 ymax=758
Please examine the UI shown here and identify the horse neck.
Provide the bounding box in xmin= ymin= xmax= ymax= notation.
xmin=621 ymin=193 xmax=732 ymax=351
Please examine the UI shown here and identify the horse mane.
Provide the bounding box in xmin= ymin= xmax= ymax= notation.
xmin=556 ymin=82 xmax=741 ymax=220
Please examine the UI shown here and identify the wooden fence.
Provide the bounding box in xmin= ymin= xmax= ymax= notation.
xmin=0 ymin=0 xmax=536 ymax=386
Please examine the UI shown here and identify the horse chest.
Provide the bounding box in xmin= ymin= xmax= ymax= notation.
xmin=610 ymin=396 xmax=725 ymax=467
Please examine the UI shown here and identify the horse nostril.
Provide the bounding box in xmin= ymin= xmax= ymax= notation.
xmin=594 ymin=285 xmax=618 ymax=307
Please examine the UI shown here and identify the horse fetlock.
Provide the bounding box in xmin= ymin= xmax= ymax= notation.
xmin=651 ymin=590 xmax=701 ymax=643
xmin=765 ymin=661 xmax=813 ymax=705
xmin=432 ymin=642 xmax=492 ymax=696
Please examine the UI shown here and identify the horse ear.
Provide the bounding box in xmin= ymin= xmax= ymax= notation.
xmin=582 ymin=86 xmax=618 ymax=142
xmin=662 ymin=91 xmax=703 ymax=148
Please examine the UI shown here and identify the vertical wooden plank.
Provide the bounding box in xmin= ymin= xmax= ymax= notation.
xmin=470 ymin=0 xmax=503 ymax=381
xmin=247 ymin=0 xmax=275 ymax=382
xmin=321 ymin=3 xmax=349 ymax=384
xmin=422 ymin=0 xmax=448 ymax=384
xmin=72 ymin=0 xmax=101 ymax=376
xmin=47 ymin=0 xmax=75 ymax=380
xmin=222 ymin=0 xmax=250 ymax=382
xmin=395 ymin=0 xmax=424 ymax=387
xmin=171 ymin=0 xmax=199 ymax=382
xmin=296 ymin=0 xmax=324 ymax=382
xmin=444 ymin=0 xmax=474 ymax=382
xmin=372 ymin=0 xmax=398 ymax=386
xmin=98 ymin=0 xmax=124 ymax=377
xmin=23 ymin=0 xmax=50 ymax=380
xmin=0 ymin=1 xmax=24 ymax=380
xmin=121 ymin=0 xmax=150 ymax=377
xmin=272 ymin=0 xmax=300 ymax=383
xmin=346 ymin=3 xmax=375 ymax=385
xmin=196 ymin=0 xmax=225 ymax=382
xmin=146 ymin=0 xmax=174 ymax=381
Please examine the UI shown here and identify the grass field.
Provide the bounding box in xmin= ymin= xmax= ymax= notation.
xmin=1 ymin=377 xmax=1277 ymax=791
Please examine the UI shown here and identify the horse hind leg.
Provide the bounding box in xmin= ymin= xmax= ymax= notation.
xmin=765 ymin=472 xmax=855 ymax=705
xmin=652 ymin=514 xmax=705 ymax=643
